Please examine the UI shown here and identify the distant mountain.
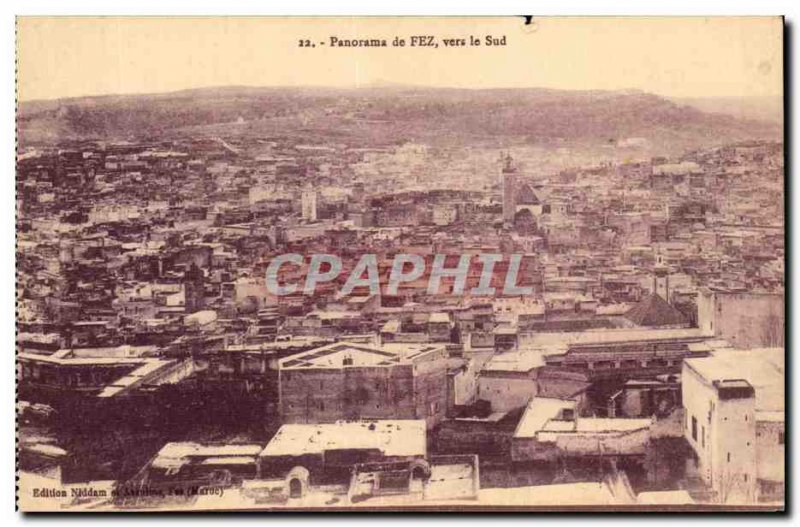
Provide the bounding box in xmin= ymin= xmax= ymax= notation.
xmin=670 ymin=95 xmax=783 ymax=126
xmin=17 ymin=86 xmax=782 ymax=150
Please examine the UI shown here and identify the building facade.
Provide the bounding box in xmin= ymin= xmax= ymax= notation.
xmin=682 ymin=347 xmax=784 ymax=503
xmin=278 ymin=342 xmax=449 ymax=428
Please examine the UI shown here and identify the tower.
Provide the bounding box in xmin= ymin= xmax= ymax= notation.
xmin=183 ymin=263 xmax=205 ymax=314
xmin=301 ymin=188 xmax=318 ymax=221
xmin=501 ymin=153 xmax=517 ymax=223
xmin=653 ymin=265 xmax=670 ymax=301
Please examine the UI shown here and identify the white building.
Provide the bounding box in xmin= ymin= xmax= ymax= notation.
xmin=432 ymin=205 xmax=457 ymax=226
xmin=476 ymin=349 xmax=544 ymax=413
xmin=682 ymin=347 xmax=784 ymax=503
xmin=511 ymin=397 xmax=652 ymax=462
xmin=301 ymin=189 xmax=318 ymax=221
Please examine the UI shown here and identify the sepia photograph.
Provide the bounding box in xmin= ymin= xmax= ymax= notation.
xmin=14 ymin=16 xmax=785 ymax=512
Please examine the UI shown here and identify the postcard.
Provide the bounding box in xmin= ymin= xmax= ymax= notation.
xmin=16 ymin=16 xmax=784 ymax=512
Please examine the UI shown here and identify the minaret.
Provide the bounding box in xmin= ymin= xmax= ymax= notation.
xmin=501 ymin=153 xmax=517 ymax=223
xmin=301 ymin=187 xmax=318 ymax=221
xmin=653 ymin=265 xmax=670 ymax=301
xmin=183 ymin=263 xmax=205 ymax=313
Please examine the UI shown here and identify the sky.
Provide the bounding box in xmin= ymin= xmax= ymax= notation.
xmin=17 ymin=16 xmax=784 ymax=101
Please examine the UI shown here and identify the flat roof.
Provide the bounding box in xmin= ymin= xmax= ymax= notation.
xmin=18 ymin=351 xmax=151 ymax=366
xmin=224 ymin=337 xmax=332 ymax=353
xmin=200 ymin=457 xmax=257 ymax=465
xmin=96 ymin=359 xmax=177 ymax=398
xmin=307 ymin=310 xmax=360 ymax=320
xmin=280 ymin=342 xmax=441 ymax=370
xmin=481 ymin=349 xmax=545 ymax=373
xmin=429 ymin=312 xmax=451 ymax=324
xmin=514 ymin=398 xmax=576 ymax=439
xmin=568 ymin=418 xmax=652 ymax=434
xmin=685 ymin=348 xmax=784 ymax=412
xmin=261 ymin=420 xmax=426 ymax=458
xmin=519 ymin=327 xmax=709 ymax=349
xmin=154 ymin=442 xmax=262 ymax=462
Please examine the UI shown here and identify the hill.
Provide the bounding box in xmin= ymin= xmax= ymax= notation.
xmin=670 ymin=95 xmax=783 ymax=126
xmin=17 ymin=86 xmax=782 ymax=151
